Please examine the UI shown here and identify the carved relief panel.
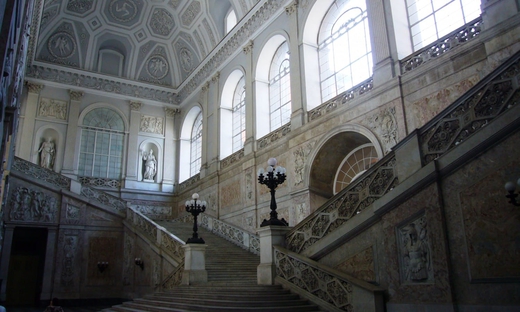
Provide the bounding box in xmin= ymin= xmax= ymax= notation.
xmin=8 ymin=186 xmax=59 ymax=223
xmin=38 ymin=97 xmax=68 ymax=120
xmin=140 ymin=115 xmax=164 ymax=135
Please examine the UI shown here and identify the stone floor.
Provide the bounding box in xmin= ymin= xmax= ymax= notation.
xmin=4 ymin=304 xmax=115 ymax=312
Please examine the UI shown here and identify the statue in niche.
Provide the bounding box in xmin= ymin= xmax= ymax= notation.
xmin=142 ymin=149 xmax=157 ymax=181
xmin=38 ymin=137 xmax=55 ymax=170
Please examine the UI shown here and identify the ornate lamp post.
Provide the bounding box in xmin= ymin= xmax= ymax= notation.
xmin=505 ymin=178 xmax=520 ymax=206
xmin=185 ymin=193 xmax=207 ymax=243
xmin=258 ymin=158 xmax=288 ymax=226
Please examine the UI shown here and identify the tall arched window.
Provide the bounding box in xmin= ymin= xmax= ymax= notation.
xmin=318 ymin=0 xmax=372 ymax=102
xmin=407 ymin=0 xmax=481 ymax=51
xmin=232 ymin=76 xmax=246 ymax=152
xmin=269 ymin=41 xmax=291 ymax=131
xmin=79 ymin=107 xmax=125 ymax=179
xmin=190 ymin=112 xmax=203 ymax=176
xmin=225 ymin=8 xmax=237 ymax=33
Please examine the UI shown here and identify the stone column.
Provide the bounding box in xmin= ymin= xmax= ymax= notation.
xmin=181 ymin=244 xmax=208 ymax=285
xmin=257 ymin=225 xmax=292 ymax=285
xmin=0 ymin=226 xmax=15 ymax=301
xmin=40 ymin=228 xmax=57 ymax=302
xmin=286 ymin=1 xmax=306 ymax=129
xmin=162 ymin=108 xmax=180 ymax=192
xmin=126 ymin=101 xmax=142 ymax=183
xmin=16 ymin=82 xmax=43 ymax=160
xmin=61 ymin=90 xmax=83 ymax=179
xmin=243 ymin=40 xmax=255 ymax=155
xmin=366 ymin=0 xmax=396 ymax=84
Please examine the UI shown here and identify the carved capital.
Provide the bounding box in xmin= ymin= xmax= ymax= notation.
xmin=130 ymin=101 xmax=142 ymax=111
xmin=211 ymin=72 xmax=220 ymax=84
xmin=68 ymin=90 xmax=84 ymax=101
xmin=164 ymin=107 xmax=180 ymax=117
xmin=201 ymin=82 xmax=210 ymax=93
xmin=243 ymin=40 xmax=254 ymax=54
xmin=26 ymin=82 xmax=44 ymax=94
xmin=285 ymin=1 xmax=298 ymax=15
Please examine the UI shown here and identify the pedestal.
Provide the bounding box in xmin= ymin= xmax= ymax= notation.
xmin=257 ymin=225 xmax=292 ymax=285
xmin=181 ymin=244 xmax=208 ymax=285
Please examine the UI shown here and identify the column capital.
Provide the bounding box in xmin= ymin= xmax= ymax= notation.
xmin=285 ymin=0 xmax=298 ymax=15
xmin=164 ymin=107 xmax=181 ymax=117
xmin=26 ymin=82 xmax=44 ymax=94
xmin=201 ymin=81 xmax=210 ymax=93
xmin=211 ymin=72 xmax=220 ymax=84
xmin=68 ymin=89 xmax=84 ymax=101
xmin=129 ymin=101 xmax=142 ymax=111
xmin=243 ymin=40 xmax=254 ymax=54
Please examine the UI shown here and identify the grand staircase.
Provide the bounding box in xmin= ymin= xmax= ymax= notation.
xmin=105 ymin=221 xmax=322 ymax=311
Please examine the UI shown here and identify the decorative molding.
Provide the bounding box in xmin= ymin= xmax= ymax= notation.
xmin=220 ymin=149 xmax=244 ymax=169
xmin=26 ymin=65 xmax=178 ymax=104
xmin=257 ymin=123 xmax=291 ymax=150
xmin=178 ymin=174 xmax=200 ymax=192
xmin=68 ymin=89 xmax=84 ymax=101
xmin=26 ymin=82 xmax=44 ymax=94
xmin=211 ymin=71 xmax=220 ymax=84
xmin=78 ymin=176 xmax=121 ymax=188
xmin=80 ymin=186 xmax=127 ymax=214
xmin=201 ymin=81 xmax=210 ymax=93
xmin=164 ymin=107 xmax=180 ymax=117
xmin=285 ymin=1 xmax=298 ymax=15
xmin=242 ymin=40 xmax=254 ymax=54
xmin=12 ymin=157 xmax=71 ymax=189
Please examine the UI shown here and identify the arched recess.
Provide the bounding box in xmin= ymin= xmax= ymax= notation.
xmin=307 ymin=124 xmax=383 ymax=212
xmin=220 ymin=67 xmax=245 ymax=158
xmin=254 ymin=32 xmax=289 ymax=139
xmin=138 ymin=139 xmax=162 ymax=183
xmin=33 ymin=126 xmax=63 ymax=173
xmin=179 ymin=105 xmax=202 ymax=183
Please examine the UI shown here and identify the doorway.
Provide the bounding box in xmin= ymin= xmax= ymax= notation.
xmin=6 ymin=227 xmax=48 ymax=306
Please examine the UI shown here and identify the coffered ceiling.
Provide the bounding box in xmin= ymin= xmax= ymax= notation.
xmin=26 ymin=0 xmax=257 ymax=103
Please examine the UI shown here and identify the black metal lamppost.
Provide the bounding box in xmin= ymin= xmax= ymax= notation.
xmin=258 ymin=157 xmax=288 ymax=226
xmin=505 ymin=177 xmax=520 ymax=206
xmin=185 ymin=193 xmax=207 ymax=243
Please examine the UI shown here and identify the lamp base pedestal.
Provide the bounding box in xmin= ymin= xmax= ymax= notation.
xmin=181 ymin=244 xmax=208 ymax=285
xmin=256 ymin=225 xmax=292 ymax=285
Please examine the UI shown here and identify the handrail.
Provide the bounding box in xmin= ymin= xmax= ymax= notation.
xmin=286 ymin=153 xmax=398 ymax=254
xmin=12 ymin=156 xmax=71 ymax=189
xmin=178 ymin=212 xmax=260 ymax=255
xmin=274 ymin=245 xmax=384 ymax=312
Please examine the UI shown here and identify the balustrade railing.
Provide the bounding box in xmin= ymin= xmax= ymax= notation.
xmin=274 ymin=246 xmax=383 ymax=312
xmin=13 ymin=157 xmax=71 ymax=189
xmin=286 ymin=154 xmax=398 ymax=254
xmin=158 ymin=262 xmax=185 ymax=290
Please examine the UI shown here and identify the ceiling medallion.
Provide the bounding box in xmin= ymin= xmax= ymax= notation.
xmin=47 ymin=32 xmax=76 ymax=59
xmin=146 ymin=55 xmax=169 ymax=80
xmin=109 ymin=0 xmax=138 ymax=23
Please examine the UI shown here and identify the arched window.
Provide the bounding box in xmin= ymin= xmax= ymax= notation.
xmin=225 ymin=8 xmax=237 ymax=33
xmin=407 ymin=0 xmax=481 ymax=51
xmin=269 ymin=41 xmax=291 ymax=131
xmin=334 ymin=143 xmax=378 ymax=194
xmin=79 ymin=107 xmax=125 ymax=179
xmin=318 ymin=0 xmax=372 ymax=102
xmin=232 ymin=75 xmax=246 ymax=152
xmin=190 ymin=112 xmax=203 ymax=176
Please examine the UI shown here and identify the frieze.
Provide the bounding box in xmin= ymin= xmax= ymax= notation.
xmin=242 ymin=40 xmax=254 ymax=54
xmin=285 ymin=1 xmax=298 ymax=15
xmin=140 ymin=115 xmax=164 ymax=135
xmin=9 ymin=186 xmax=58 ymax=223
xmin=26 ymin=65 xmax=177 ymax=104
xmin=38 ymin=97 xmax=67 ymax=120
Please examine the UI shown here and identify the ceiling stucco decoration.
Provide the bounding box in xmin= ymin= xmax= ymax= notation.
xmin=25 ymin=0 xmax=261 ymax=105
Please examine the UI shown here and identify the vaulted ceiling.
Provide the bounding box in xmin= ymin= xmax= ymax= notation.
xmin=26 ymin=0 xmax=258 ymax=102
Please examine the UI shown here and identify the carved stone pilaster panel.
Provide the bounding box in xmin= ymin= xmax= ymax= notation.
xmin=123 ymin=233 xmax=135 ymax=286
xmin=56 ymin=230 xmax=82 ymax=292
xmin=292 ymin=141 xmax=315 ymax=186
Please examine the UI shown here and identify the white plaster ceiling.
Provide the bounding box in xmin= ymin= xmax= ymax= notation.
xmin=28 ymin=0 xmax=257 ymax=99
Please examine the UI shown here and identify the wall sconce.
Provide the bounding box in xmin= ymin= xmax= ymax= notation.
xmin=505 ymin=178 xmax=520 ymax=206
xmin=97 ymin=261 xmax=108 ymax=273
xmin=135 ymin=258 xmax=144 ymax=270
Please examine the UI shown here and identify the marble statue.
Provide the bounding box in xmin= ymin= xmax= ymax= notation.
xmin=38 ymin=137 xmax=55 ymax=169
xmin=143 ymin=149 xmax=157 ymax=181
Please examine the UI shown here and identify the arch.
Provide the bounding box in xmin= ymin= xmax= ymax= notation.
xmin=179 ymin=105 xmax=202 ymax=182
xmin=220 ymin=68 xmax=245 ymax=158
xmin=78 ymin=103 xmax=129 ymax=131
xmin=306 ymin=124 xmax=383 ymax=210
xmin=254 ymin=32 xmax=290 ymax=139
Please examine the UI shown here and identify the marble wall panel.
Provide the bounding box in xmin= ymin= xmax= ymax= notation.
xmin=336 ymin=246 xmax=376 ymax=283
xmin=86 ymin=236 xmax=119 ymax=286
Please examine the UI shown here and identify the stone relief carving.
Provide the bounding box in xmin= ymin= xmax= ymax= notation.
xmin=26 ymin=82 xmax=44 ymax=94
xmin=60 ymin=234 xmax=79 ymax=288
xmin=38 ymin=98 xmax=67 ymax=120
xmin=193 ymin=31 xmax=206 ymax=56
xmin=153 ymin=258 xmax=160 ymax=286
xmin=202 ymin=18 xmax=216 ymax=47
xmin=66 ymin=204 xmax=80 ymax=221
xmin=40 ymin=7 xmax=58 ymax=29
xmin=69 ymin=89 xmax=84 ymax=101
xmin=48 ymin=31 xmax=76 ymax=59
xmin=367 ymin=107 xmax=398 ymax=153
xmin=180 ymin=48 xmax=193 ymax=73
xmin=109 ymin=0 xmax=138 ymax=23
xmin=133 ymin=204 xmax=172 ymax=219
xmin=181 ymin=1 xmax=201 ymax=27
xmin=140 ymin=115 xmax=164 ymax=134
xmin=397 ymin=215 xmax=433 ymax=284
xmin=245 ymin=169 xmax=253 ymax=200
xmin=150 ymin=8 xmax=175 ymax=37
xmin=257 ymin=123 xmax=291 ymax=149
xmin=130 ymin=101 xmax=142 ymax=111
xmin=164 ymin=107 xmax=180 ymax=117
xmin=9 ymin=186 xmax=57 ymax=222
xmin=146 ymin=55 xmax=169 ymax=80
xmin=123 ymin=235 xmax=134 ymax=285
xmin=66 ymin=0 xmax=94 ymax=14
xmin=293 ymin=142 xmax=315 ymax=186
